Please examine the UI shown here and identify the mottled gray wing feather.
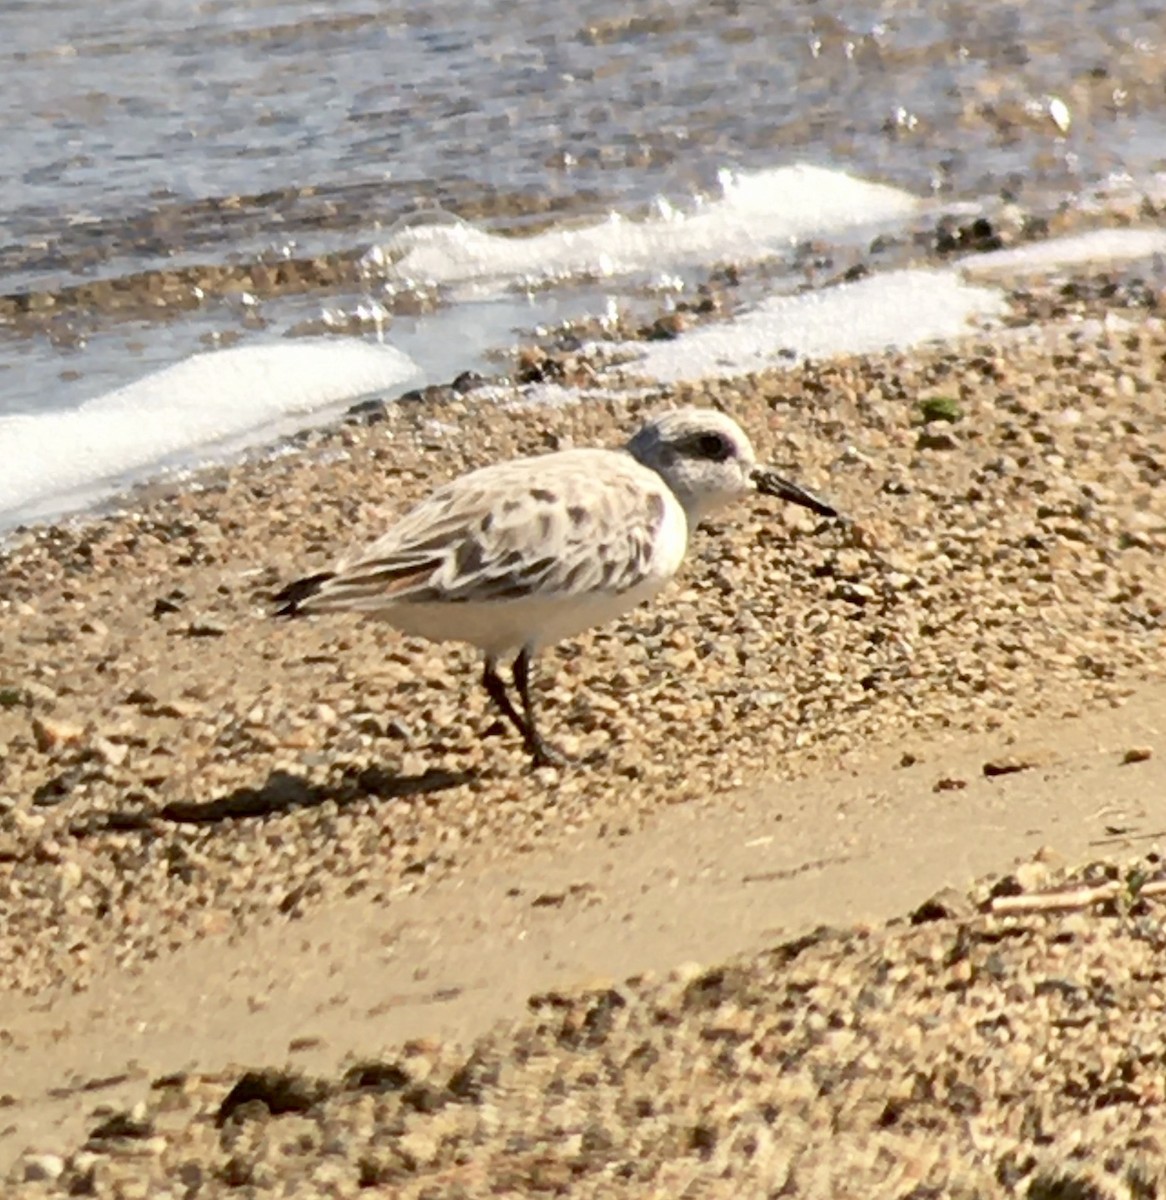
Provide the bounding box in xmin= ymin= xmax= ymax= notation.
xmin=317 ymin=452 xmax=669 ymax=608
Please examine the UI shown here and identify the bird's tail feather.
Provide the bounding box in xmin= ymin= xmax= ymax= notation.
xmin=272 ymin=572 xmax=335 ymax=618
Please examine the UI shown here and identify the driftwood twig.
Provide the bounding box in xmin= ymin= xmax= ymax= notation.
xmin=991 ymin=878 xmax=1166 ymax=915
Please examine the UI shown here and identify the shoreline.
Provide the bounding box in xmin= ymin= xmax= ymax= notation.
xmin=2 ymin=260 xmax=1165 ymax=1192
xmin=5 ymin=196 xmax=1165 ymax=539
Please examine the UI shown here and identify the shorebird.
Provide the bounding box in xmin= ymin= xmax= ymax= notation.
xmin=275 ymin=408 xmax=837 ymax=766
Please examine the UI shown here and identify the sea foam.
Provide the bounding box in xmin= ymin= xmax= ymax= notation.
xmin=0 ymin=340 xmax=421 ymax=526
xmin=621 ymin=269 xmax=1008 ymax=383
xmin=378 ymin=164 xmax=921 ymax=296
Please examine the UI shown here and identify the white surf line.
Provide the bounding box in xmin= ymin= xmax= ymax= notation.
xmin=959 ymin=227 xmax=1166 ymax=278
xmin=374 ymin=164 xmax=921 ymax=297
xmin=0 ymin=341 xmax=422 ymax=525
xmin=615 ymin=226 xmax=1166 ymax=385
xmin=618 ymin=269 xmax=1008 ymax=385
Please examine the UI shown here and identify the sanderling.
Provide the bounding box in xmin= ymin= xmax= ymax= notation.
xmin=274 ymin=408 xmax=837 ymax=766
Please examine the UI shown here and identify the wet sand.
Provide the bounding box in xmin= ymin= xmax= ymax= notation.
xmin=1 ymin=265 xmax=1165 ymax=1194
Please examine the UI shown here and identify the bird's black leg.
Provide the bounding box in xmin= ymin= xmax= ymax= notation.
xmin=482 ymin=656 xmax=531 ymax=742
xmin=513 ymin=648 xmax=567 ymax=768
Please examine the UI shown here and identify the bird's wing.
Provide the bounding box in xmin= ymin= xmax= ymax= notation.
xmin=306 ymin=451 xmax=679 ymax=611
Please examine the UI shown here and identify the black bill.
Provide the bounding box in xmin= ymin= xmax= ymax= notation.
xmin=751 ymin=466 xmax=838 ymax=518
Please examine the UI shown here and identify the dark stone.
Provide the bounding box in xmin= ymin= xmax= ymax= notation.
xmin=346 ymin=397 xmax=388 ymax=425
xmin=32 ymin=768 xmax=84 ymax=807
xmin=88 ymin=1110 xmax=155 ymax=1141
xmin=451 ymin=370 xmax=487 ymax=394
xmin=185 ymin=619 xmax=226 ymax=638
xmin=343 ymin=1061 xmax=411 ymax=1093
xmin=447 ymin=1050 xmax=501 ymax=1101
xmin=910 ymin=887 xmax=974 ymax=924
xmin=215 ymin=1069 xmax=330 ymax=1126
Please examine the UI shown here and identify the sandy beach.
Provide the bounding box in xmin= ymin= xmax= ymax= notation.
xmin=2 ymin=261 xmax=1166 ymax=1195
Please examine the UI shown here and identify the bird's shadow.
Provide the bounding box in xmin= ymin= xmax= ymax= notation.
xmin=155 ymin=764 xmax=473 ymax=826
xmin=58 ymin=763 xmax=470 ymax=830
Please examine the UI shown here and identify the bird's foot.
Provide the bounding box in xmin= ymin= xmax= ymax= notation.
xmin=525 ymin=735 xmax=571 ymax=770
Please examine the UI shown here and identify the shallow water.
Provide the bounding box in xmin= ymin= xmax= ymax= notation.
xmin=5 ymin=0 xmax=1164 ymax=270
xmin=2 ymin=0 xmax=1165 ymax=525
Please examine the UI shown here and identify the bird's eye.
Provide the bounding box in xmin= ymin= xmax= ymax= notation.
xmin=692 ymin=432 xmax=733 ymax=462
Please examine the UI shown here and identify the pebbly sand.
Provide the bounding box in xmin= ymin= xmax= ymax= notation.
xmin=1 ymin=262 xmax=1166 ymax=1195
